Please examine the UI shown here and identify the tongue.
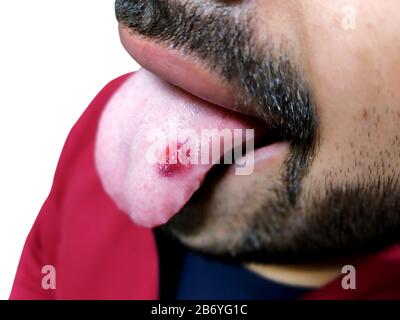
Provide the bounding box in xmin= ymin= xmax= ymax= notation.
xmin=95 ymin=69 xmax=262 ymax=228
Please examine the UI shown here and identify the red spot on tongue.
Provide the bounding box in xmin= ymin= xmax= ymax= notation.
xmin=156 ymin=143 xmax=192 ymax=177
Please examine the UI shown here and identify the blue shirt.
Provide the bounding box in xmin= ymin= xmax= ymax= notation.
xmin=176 ymin=251 xmax=312 ymax=300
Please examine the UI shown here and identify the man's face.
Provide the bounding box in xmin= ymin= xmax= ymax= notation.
xmin=115 ymin=0 xmax=400 ymax=262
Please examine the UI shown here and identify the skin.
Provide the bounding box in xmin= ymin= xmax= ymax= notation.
xmin=115 ymin=0 xmax=400 ymax=286
xmin=244 ymin=1 xmax=400 ymax=283
xmin=268 ymin=0 xmax=400 ymax=284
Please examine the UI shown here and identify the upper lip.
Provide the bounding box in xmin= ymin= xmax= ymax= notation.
xmin=119 ymin=24 xmax=260 ymax=119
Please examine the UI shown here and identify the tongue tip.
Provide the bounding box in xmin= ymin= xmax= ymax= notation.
xmin=128 ymin=179 xmax=204 ymax=229
xmin=129 ymin=211 xmax=171 ymax=229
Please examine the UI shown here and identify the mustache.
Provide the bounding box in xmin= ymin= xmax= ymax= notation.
xmin=115 ymin=0 xmax=318 ymax=202
xmin=115 ymin=0 xmax=315 ymax=141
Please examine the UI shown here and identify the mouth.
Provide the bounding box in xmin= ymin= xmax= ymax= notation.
xmin=97 ymin=26 xmax=289 ymax=228
xmin=119 ymin=25 xmax=263 ymax=119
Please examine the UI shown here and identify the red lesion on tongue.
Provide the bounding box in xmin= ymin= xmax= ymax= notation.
xmin=156 ymin=142 xmax=192 ymax=177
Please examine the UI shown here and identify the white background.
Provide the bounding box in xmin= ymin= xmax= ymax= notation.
xmin=0 ymin=0 xmax=139 ymax=299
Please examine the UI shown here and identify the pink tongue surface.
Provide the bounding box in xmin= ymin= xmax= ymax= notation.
xmin=95 ymin=69 xmax=261 ymax=228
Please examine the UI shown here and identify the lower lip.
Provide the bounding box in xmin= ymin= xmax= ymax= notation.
xmin=226 ymin=141 xmax=289 ymax=175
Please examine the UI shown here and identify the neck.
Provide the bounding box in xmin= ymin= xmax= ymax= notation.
xmin=244 ymin=261 xmax=345 ymax=288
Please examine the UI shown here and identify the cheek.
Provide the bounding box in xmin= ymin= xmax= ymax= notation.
xmin=295 ymin=2 xmax=400 ymax=189
xmin=304 ymin=104 xmax=400 ymax=193
xmin=253 ymin=1 xmax=302 ymax=47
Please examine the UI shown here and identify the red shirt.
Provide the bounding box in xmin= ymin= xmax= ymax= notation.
xmin=10 ymin=74 xmax=400 ymax=300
